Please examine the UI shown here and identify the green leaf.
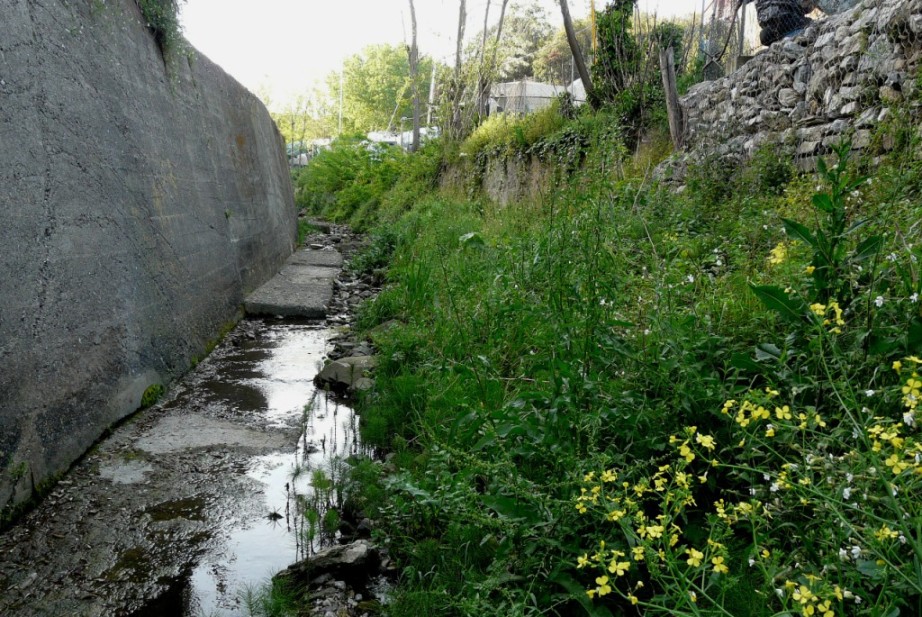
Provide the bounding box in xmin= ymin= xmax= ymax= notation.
xmin=812 ymin=193 xmax=834 ymax=213
xmin=852 ymin=235 xmax=883 ymax=262
xmin=459 ymin=231 xmax=485 ymax=248
xmin=730 ymin=353 xmax=762 ymax=373
xmin=548 ymin=571 xmax=615 ymax=617
xmin=749 ymin=284 xmax=806 ymax=322
xmin=480 ymin=494 xmax=542 ymax=523
xmin=908 ymin=318 xmax=922 ymax=353
xmin=755 ymin=343 xmax=782 ymax=362
xmin=816 ymin=156 xmax=828 ymax=176
xmin=782 ymin=218 xmax=817 ymax=248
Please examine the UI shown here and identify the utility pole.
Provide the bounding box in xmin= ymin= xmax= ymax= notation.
xmin=338 ymin=60 xmax=344 ymax=136
xmin=408 ymin=0 xmax=420 ymax=152
xmin=426 ymin=60 xmax=437 ymax=126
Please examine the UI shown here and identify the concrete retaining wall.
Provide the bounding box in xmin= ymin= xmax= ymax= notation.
xmin=0 ymin=0 xmax=296 ymax=515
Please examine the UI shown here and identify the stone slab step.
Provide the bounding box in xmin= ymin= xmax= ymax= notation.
xmin=244 ymin=249 xmax=342 ymax=318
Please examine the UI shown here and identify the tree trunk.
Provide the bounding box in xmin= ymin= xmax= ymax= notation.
xmin=559 ymin=0 xmax=596 ymax=108
xmin=451 ymin=0 xmax=467 ymax=138
xmin=659 ymin=45 xmax=684 ymax=150
xmin=408 ymin=0 xmax=421 ymax=152
xmin=483 ymin=0 xmax=509 ymax=116
xmin=476 ymin=0 xmax=491 ymax=117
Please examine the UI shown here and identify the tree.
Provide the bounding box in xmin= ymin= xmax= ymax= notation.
xmin=559 ymin=0 xmax=595 ymax=107
xmin=474 ymin=1 xmax=553 ymax=82
xmin=325 ymin=44 xmax=434 ymax=134
xmin=533 ymin=17 xmax=592 ymax=85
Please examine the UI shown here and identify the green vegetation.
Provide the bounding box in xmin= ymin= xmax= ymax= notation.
xmin=292 ymin=82 xmax=922 ymax=615
xmin=135 ymin=0 xmax=184 ymax=58
xmin=140 ymin=384 xmax=164 ymax=409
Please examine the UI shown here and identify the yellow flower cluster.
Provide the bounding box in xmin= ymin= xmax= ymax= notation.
xmin=574 ymin=442 xmax=734 ymax=603
xmin=780 ymin=577 xmax=856 ymax=617
xmin=769 ymin=242 xmax=788 ymax=265
xmin=808 ymin=299 xmax=845 ymax=334
xmin=723 ymin=394 xmax=825 ymax=438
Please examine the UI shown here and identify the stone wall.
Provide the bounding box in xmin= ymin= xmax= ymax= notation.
xmin=0 ymin=0 xmax=296 ymax=515
xmin=672 ymin=0 xmax=922 ymax=176
xmin=441 ymin=156 xmax=555 ymax=205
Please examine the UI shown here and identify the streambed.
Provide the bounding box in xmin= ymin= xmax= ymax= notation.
xmin=0 ymin=319 xmax=359 ymax=616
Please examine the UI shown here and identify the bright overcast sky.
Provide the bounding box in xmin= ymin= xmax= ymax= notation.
xmin=179 ymin=0 xmax=703 ymax=110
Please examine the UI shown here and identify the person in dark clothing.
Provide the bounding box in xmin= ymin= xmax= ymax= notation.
xmin=742 ymin=0 xmax=816 ymax=46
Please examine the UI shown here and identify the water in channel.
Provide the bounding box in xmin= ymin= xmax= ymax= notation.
xmin=0 ymin=319 xmax=360 ymax=617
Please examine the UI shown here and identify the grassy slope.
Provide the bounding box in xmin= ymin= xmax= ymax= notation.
xmin=302 ymin=103 xmax=922 ymax=616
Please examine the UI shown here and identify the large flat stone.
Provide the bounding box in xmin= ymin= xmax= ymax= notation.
xmin=244 ymin=249 xmax=342 ymax=318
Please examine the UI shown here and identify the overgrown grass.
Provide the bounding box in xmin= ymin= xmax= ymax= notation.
xmin=326 ymin=102 xmax=922 ymax=617
xmin=283 ymin=85 xmax=922 ymax=615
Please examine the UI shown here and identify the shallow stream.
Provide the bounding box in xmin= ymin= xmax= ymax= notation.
xmin=0 ymin=319 xmax=358 ymax=617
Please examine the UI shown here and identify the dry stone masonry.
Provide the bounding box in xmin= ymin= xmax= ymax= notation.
xmin=675 ymin=0 xmax=922 ymax=174
xmin=0 ymin=0 xmax=296 ymax=516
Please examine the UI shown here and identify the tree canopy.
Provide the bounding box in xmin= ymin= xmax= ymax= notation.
xmin=326 ymin=44 xmax=435 ymax=134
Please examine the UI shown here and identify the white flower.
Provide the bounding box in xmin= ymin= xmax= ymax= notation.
xmin=770 ymin=482 xmax=780 ymax=492
xmin=643 ymin=328 xmax=651 ymax=336
xmin=775 ymin=588 xmax=785 ymax=599
xmin=911 ymin=293 xmax=919 ymax=303
xmin=855 ymin=596 xmax=862 ymax=605
xmin=887 ymin=252 xmax=898 ymax=262
xmin=846 ymin=472 xmax=853 ymax=483
xmin=748 ymin=557 xmax=756 ymax=567
xmin=842 ymin=487 xmax=852 ymax=500
xmin=865 ymin=389 xmax=875 ymax=397
xmin=904 ymin=412 xmax=916 ymax=427
xmin=875 ymin=295 xmax=885 ymax=307
xmin=900 ymin=534 xmax=907 ymax=544
xmin=838 ymin=547 xmax=848 ymax=560
xmin=763 ymin=473 xmax=771 ymax=481
xmin=850 ymin=545 xmax=861 ymax=559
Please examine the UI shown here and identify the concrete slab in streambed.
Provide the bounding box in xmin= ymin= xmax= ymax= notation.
xmin=244 ymin=249 xmax=342 ymax=318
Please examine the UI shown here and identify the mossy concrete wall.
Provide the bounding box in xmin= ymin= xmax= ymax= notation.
xmin=0 ymin=0 xmax=296 ymax=515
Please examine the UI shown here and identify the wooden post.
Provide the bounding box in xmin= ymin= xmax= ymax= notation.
xmin=659 ymin=46 xmax=684 ymax=150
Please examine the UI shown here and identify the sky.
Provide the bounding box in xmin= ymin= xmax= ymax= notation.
xmin=179 ymin=0 xmax=706 ymax=111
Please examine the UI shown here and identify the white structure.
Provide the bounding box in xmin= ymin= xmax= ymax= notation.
xmin=488 ymin=80 xmax=567 ymax=115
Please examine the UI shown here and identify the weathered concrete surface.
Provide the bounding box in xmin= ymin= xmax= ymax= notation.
xmin=244 ymin=249 xmax=342 ymax=318
xmin=0 ymin=320 xmax=355 ymax=616
xmin=0 ymin=0 xmax=296 ymax=516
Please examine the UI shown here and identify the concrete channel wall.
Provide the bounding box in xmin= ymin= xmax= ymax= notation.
xmin=0 ymin=0 xmax=296 ymax=516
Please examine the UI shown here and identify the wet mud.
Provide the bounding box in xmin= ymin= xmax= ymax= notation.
xmin=0 ymin=319 xmax=358 ymax=617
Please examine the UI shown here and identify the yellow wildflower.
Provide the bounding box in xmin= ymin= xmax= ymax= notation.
xmin=594 ymin=575 xmax=612 ymax=597
xmin=775 ymin=405 xmax=792 ymax=420
xmin=695 ymin=433 xmax=716 ymax=450
xmin=712 ymin=555 xmax=729 ymax=574
xmin=686 ymin=548 xmax=704 ymax=567
xmin=632 ymin=546 xmax=645 ymax=561
xmin=577 ymin=554 xmax=590 ymax=568
xmin=769 ymin=242 xmax=787 ymax=265
xmin=875 ymin=524 xmax=899 ymax=541
xmin=608 ymin=560 xmax=630 ymax=576
xmin=805 ymin=265 xmax=815 ymax=274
